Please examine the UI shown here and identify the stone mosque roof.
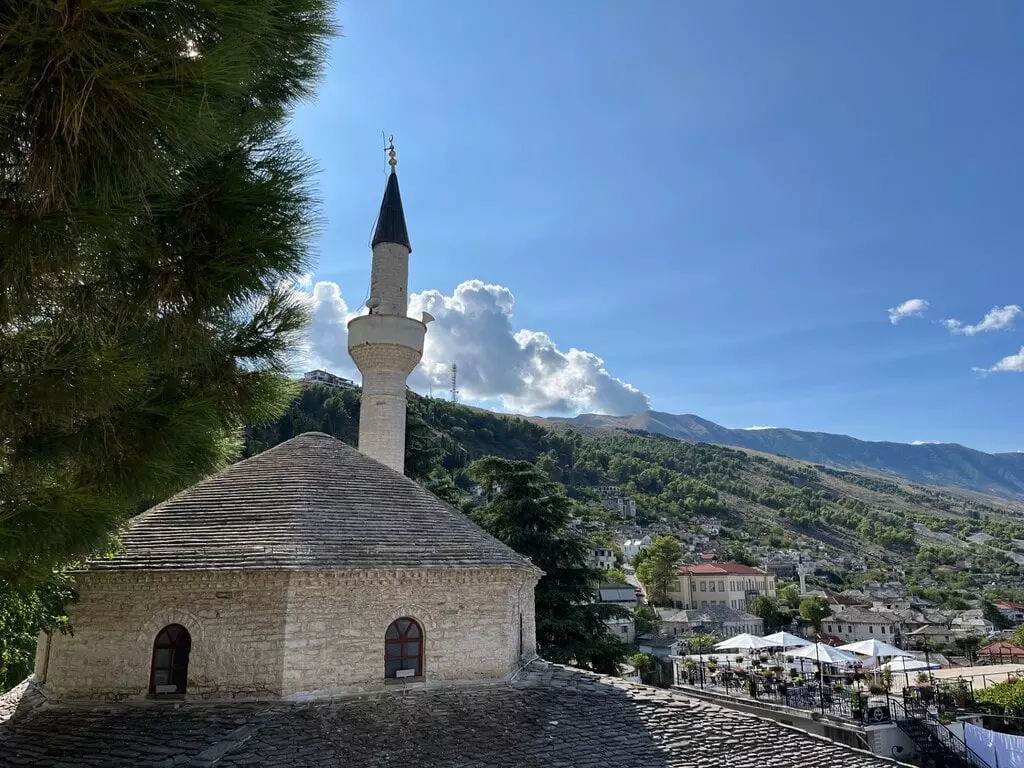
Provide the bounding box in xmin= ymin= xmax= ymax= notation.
xmin=87 ymin=432 xmax=536 ymax=573
xmin=0 ymin=662 xmax=903 ymax=767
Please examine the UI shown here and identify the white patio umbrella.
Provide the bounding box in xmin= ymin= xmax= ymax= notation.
xmin=714 ymin=633 xmax=774 ymax=651
xmin=837 ymin=639 xmax=906 ymax=658
xmin=880 ymin=657 xmax=940 ymax=672
xmin=761 ymin=631 xmax=812 ymax=649
xmin=788 ymin=642 xmax=860 ymax=665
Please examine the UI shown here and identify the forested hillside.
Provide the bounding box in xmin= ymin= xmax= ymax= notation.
xmin=244 ymin=384 xmax=1024 ymax=601
xmin=547 ymin=410 xmax=1024 ymax=501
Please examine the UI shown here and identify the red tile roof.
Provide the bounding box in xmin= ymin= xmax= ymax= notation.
xmin=680 ymin=562 xmax=768 ymax=575
xmin=979 ymin=641 xmax=1024 ymax=658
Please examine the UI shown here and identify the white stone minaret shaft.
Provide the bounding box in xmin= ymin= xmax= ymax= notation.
xmin=347 ymin=145 xmax=427 ymax=474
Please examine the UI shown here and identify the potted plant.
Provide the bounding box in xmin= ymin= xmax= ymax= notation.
xmin=868 ymin=682 xmax=886 ymax=696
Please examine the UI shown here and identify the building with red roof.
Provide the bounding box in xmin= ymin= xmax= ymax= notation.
xmin=666 ymin=562 xmax=776 ymax=611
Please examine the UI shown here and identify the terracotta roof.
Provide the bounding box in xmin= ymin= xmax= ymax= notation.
xmin=680 ymin=562 xmax=768 ymax=575
xmin=0 ymin=663 xmax=902 ymax=767
xmin=87 ymin=433 xmax=536 ymax=573
xmin=979 ymin=641 xmax=1024 ymax=657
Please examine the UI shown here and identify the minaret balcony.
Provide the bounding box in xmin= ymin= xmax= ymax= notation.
xmin=347 ymin=313 xmax=426 ymax=356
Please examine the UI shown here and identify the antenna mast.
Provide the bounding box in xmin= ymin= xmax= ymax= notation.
xmin=450 ymin=363 xmax=459 ymax=404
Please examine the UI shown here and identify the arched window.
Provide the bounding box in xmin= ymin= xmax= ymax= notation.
xmin=150 ymin=624 xmax=191 ymax=694
xmin=384 ymin=617 xmax=423 ymax=679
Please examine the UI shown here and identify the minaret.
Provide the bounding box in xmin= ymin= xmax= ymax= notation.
xmin=348 ymin=140 xmax=431 ymax=473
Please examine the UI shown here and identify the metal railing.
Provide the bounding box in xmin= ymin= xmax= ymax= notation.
xmin=679 ymin=672 xmax=885 ymax=724
xmin=890 ymin=697 xmax=992 ymax=768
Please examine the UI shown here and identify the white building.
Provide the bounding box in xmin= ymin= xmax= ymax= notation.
xmin=824 ymin=606 xmax=900 ymax=643
xmin=666 ymin=563 xmax=777 ymax=611
xmin=588 ymin=546 xmax=617 ymax=570
xmin=622 ymin=535 xmax=652 ymax=561
xmin=302 ymin=369 xmax=356 ymax=389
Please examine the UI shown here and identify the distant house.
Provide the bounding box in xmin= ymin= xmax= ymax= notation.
xmin=597 ymin=583 xmax=639 ymax=606
xmin=302 ymin=369 xmax=356 ymax=389
xmin=904 ymin=624 xmax=969 ymax=650
xmin=596 ymin=582 xmax=638 ymax=644
xmin=656 ymin=604 xmax=763 ymax=639
xmin=666 ymin=562 xmax=776 ymax=611
xmin=695 ymin=518 xmax=721 ymax=536
xmin=978 ymin=641 xmax=1024 ymax=664
xmin=951 ymin=609 xmax=994 ymax=636
xmin=636 ymin=633 xmax=683 ymax=658
xmin=995 ymin=601 xmax=1024 ymax=625
xmin=824 ymin=606 xmax=900 ymax=643
xmin=622 ymin=536 xmax=652 ymax=561
xmin=587 ymin=546 xmax=616 ymax=571
xmin=765 ymin=560 xmax=797 ymax=579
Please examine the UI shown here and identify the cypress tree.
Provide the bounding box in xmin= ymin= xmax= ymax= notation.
xmin=0 ymin=1 xmax=334 ymax=579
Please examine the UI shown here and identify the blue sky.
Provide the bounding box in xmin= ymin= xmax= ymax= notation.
xmin=289 ymin=1 xmax=1024 ymax=453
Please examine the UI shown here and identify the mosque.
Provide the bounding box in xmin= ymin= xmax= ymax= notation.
xmin=0 ymin=150 xmax=901 ymax=768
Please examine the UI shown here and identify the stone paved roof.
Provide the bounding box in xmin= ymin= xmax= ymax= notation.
xmin=0 ymin=663 xmax=903 ymax=767
xmin=88 ymin=432 xmax=535 ymax=572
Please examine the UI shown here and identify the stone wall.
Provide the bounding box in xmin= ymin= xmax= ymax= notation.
xmin=38 ymin=567 xmax=538 ymax=701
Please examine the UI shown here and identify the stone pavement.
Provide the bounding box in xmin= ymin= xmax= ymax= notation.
xmin=0 ymin=662 xmax=903 ymax=767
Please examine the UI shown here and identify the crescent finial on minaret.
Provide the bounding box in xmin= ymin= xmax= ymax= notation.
xmin=386 ymin=135 xmax=397 ymax=171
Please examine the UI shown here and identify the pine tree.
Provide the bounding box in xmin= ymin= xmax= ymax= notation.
xmin=468 ymin=457 xmax=628 ymax=674
xmin=0 ymin=1 xmax=334 ymax=579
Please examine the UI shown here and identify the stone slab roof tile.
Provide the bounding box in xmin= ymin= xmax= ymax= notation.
xmin=87 ymin=432 xmax=536 ymax=573
xmin=0 ymin=664 xmax=904 ymax=767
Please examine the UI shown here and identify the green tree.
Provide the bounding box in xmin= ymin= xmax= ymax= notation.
xmin=982 ymin=598 xmax=1014 ymax=631
xmin=468 ymin=457 xmax=628 ymax=674
xmin=1012 ymin=626 xmax=1024 ymax=649
xmin=0 ymin=1 xmax=334 ymax=580
xmin=752 ymin=595 xmax=785 ymax=632
xmin=978 ymin=678 xmax=1024 ymax=716
xmin=779 ymin=583 xmax=801 ymax=608
xmin=634 ymin=605 xmax=660 ymax=635
xmin=0 ymin=574 xmax=77 ymax=690
xmin=635 ymin=535 xmax=683 ymax=606
xmin=954 ymin=635 xmax=982 ymax=664
xmin=630 ymin=652 xmax=653 ymax=676
xmin=798 ymin=595 xmax=832 ymax=631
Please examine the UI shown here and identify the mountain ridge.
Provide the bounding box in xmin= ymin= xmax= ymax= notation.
xmin=540 ymin=410 xmax=1024 ymax=501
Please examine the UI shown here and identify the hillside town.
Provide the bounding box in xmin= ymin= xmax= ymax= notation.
xmin=4 ymin=2 xmax=1024 ymax=768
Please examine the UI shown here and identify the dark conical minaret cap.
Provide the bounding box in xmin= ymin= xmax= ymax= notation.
xmin=371 ymin=138 xmax=411 ymax=252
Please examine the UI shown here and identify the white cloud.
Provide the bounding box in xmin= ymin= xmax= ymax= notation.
xmin=741 ymin=426 xmax=777 ymax=431
xmin=943 ymin=304 xmax=1021 ymax=336
xmin=911 ymin=440 xmax=937 ymax=446
xmin=304 ymin=278 xmax=650 ymax=416
xmin=888 ymin=298 xmax=929 ymax=324
xmin=974 ymin=346 xmax=1024 ymax=374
